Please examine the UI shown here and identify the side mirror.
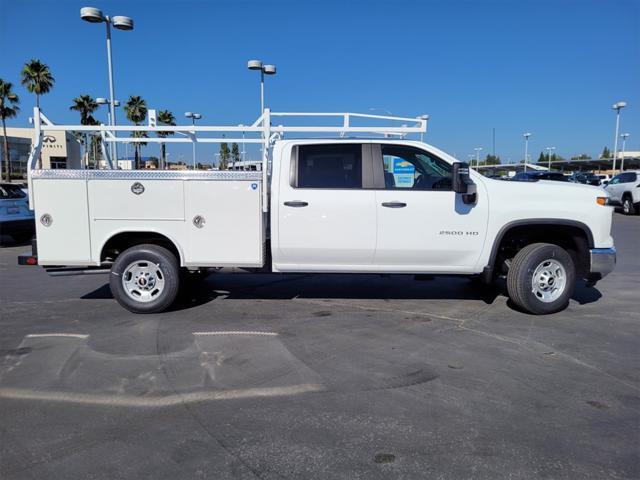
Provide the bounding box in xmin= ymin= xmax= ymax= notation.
xmin=452 ymin=162 xmax=477 ymax=204
xmin=452 ymin=162 xmax=469 ymax=193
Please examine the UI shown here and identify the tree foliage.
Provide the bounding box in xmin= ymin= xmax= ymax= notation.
xmin=69 ymin=95 xmax=100 ymax=168
xmin=482 ymin=154 xmax=500 ymax=165
xmin=124 ymin=96 xmax=148 ymax=169
xmin=20 ymin=59 xmax=54 ymax=108
xmin=571 ymin=153 xmax=591 ymax=160
xmin=231 ymin=143 xmax=240 ymax=165
xmin=218 ymin=141 xmax=230 ymax=170
xmin=0 ymin=79 xmax=20 ymax=180
xmin=157 ymin=109 xmax=176 ymax=169
xmin=537 ymin=151 xmax=564 ymax=163
xmin=599 ymin=147 xmax=611 ymax=159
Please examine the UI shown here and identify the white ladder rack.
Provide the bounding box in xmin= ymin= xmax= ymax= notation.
xmin=27 ymin=108 xmax=428 ymax=211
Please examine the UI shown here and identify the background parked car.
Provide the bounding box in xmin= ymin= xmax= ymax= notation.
xmin=569 ymin=172 xmax=601 ymax=186
xmin=596 ymin=174 xmax=611 ymax=185
xmin=0 ymin=183 xmax=35 ymax=243
xmin=510 ymin=171 xmax=569 ymax=182
xmin=604 ymin=170 xmax=640 ymax=215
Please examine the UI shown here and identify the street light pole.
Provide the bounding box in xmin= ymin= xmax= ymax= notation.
xmin=105 ymin=20 xmax=116 ymax=163
xmin=81 ymin=7 xmax=133 ymax=166
xmin=96 ymin=97 xmax=119 ymax=167
xmin=546 ymin=146 xmax=556 ymax=170
xmin=523 ymin=133 xmax=531 ymax=172
xmin=620 ymin=133 xmax=630 ymax=172
xmin=611 ymin=101 xmax=626 ymax=174
xmin=248 ymin=60 xmax=276 ymax=116
xmin=238 ymin=124 xmax=246 ymax=165
xmin=474 ymin=147 xmax=482 ymax=168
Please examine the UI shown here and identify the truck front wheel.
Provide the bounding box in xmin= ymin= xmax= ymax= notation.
xmin=622 ymin=195 xmax=636 ymax=215
xmin=507 ymin=243 xmax=575 ymax=315
xmin=109 ymin=244 xmax=180 ymax=314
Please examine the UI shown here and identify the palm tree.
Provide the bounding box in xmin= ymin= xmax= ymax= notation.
xmin=20 ymin=59 xmax=54 ymax=109
xmin=157 ymin=110 xmax=176 ymax=169
xmin=70 ymin=95 xmax=98 ymax=168
xmin=124 ymin=96 xmax=148 ymax=169
xmin=0 ymin=79 xmax=20 ymax=181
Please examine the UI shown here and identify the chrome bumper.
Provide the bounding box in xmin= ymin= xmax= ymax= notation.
xmin=590 ymin=247 xmax=616 ymax=279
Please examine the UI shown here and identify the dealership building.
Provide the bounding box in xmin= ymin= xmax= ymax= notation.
xmin=1 ymin=127 xmax=82 ymax=177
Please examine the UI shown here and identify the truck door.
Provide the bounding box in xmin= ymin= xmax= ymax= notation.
xmin=274 ymin=143 xmax=377 ymax=271
xmin=372 ymin=144 xmax=489 ymax=271
xmin=606 ymin=172 xmax=634 ymax=203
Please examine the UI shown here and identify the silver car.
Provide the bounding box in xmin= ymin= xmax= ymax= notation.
xmin=0 ymin=183 xmax=35 ymax=242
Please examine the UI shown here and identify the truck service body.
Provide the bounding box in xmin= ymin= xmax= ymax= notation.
xmin=20 ymin=108 xmax=616 ymax=315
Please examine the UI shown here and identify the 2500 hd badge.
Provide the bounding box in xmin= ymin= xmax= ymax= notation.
xmin=439 ymin=230 xmax=479 ymax=236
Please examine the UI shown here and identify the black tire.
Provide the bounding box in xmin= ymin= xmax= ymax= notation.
xmin=109 ymin=244 xmax=180 ymax=314
xmin=507 ymin=243 xmax=575 ymax=315
xmin=621 ymin=196 xmax=636 ymax=215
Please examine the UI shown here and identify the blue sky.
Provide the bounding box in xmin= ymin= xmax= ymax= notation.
xmin=2 ymin=0 xmax=639 ymax=165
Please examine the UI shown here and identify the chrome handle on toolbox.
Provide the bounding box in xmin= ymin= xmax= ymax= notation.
xmin=381 ymin=201 xmax=407 ymax=208
xmin=284 ymin=201 xmax=309 ymax=207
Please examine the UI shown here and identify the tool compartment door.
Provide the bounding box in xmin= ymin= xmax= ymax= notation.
xmin=33 ymin=179 xmax=91 ymax=265
xmin=184 ymin=180 xmax=263 ymax=267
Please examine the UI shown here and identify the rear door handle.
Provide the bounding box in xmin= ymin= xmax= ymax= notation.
xmin=381 ymin=201 xmax=407 ymax=208
xmin=284 ymin=201 xmax=309 ymax=207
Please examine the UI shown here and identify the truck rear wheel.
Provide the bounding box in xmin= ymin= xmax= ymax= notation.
xmin=109 ymin=244 xmax=180 ymax=314
xmin=507 ymin=243 xmax=575 ymax=315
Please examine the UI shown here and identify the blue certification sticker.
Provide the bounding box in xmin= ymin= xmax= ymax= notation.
xmin=251 ymin=183 xmax=258 ymax=190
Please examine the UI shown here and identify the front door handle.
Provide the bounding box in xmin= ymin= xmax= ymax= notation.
xmin=284 ymin=201 xmax=309 ymax=207
xmin=381 ymin=201 xmax=407 ymax=208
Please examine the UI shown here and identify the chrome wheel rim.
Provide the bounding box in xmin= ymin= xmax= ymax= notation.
xmin=531 ymin=259 xmax=566 ymax=303
xmin=121 ymin=260 xmax=165 ymax=303
xmin=623 ymin=200 xmax=630 ymax=213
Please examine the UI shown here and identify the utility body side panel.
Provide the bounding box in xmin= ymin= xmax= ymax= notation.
xmin=31 ymin=170 xmax=263 ymax=268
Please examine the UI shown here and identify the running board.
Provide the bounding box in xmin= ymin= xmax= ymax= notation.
xmin=45 ymin=266 xmax=111 ymax=277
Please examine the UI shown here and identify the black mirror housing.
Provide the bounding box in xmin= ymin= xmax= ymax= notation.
xmin=453 ymin=162 xmax=471 ymax=193
xmin=452 ymin=162 xmax=477 ymax=204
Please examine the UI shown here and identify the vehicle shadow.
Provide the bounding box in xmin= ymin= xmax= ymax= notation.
xmin=176 ymin=273 xmax=505 ymax=312
xmin=82 ymin=273 xmax=602 ymax=314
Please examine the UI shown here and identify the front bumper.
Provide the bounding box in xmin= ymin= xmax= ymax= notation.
xmin=589 ymin=247 xmax=616 ymax=280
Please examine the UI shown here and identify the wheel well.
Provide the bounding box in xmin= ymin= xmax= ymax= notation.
xmin=100 ymin=232 xmax=181 ymax=264
xmin=490 ymin=223 xmax=591 ymax=278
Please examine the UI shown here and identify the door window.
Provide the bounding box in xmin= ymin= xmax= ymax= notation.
xmin=619 ymin=172 xmax=637 ymax=183
xmin=380 ymin=145 xmax=452 ymax=190
xmin=608 ymin=175 xmax=622 ymax=185
xmin=295 ymin=144 xmax=362 ymax=189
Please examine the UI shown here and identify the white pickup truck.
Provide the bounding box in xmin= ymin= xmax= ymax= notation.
xmin=19 ymin=109 xmax=616 ymax=315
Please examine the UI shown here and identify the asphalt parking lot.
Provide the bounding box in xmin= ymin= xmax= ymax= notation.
xmin=0 ymin=213 xmax=638 ymax=479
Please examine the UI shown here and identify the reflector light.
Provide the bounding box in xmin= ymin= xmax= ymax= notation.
xmin=26 ymin=257 xmax=37 ymax=265
xmin=596 ymin=197 xmax=608 ymax=206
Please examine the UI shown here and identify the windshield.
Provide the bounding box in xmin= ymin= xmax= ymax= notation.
xmin=0 ymin=184 xmax=27 ymax=199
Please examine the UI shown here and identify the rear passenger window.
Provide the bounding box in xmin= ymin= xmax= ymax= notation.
xmin=620 ymin=172 xmax=637 ymax=183
xmin=296 ymin=144 xmax=362 ymax=189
